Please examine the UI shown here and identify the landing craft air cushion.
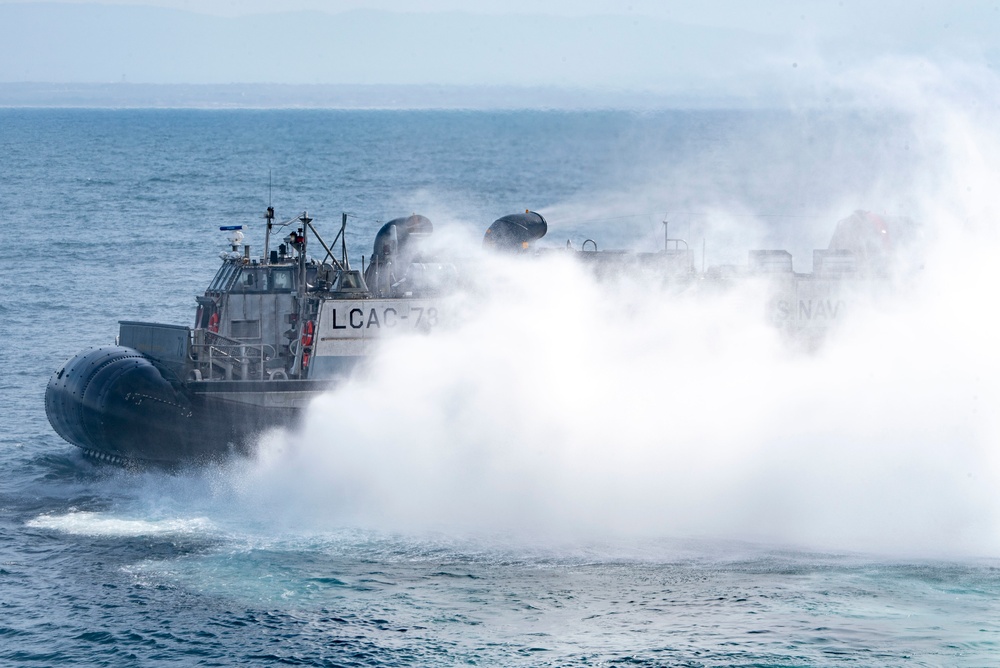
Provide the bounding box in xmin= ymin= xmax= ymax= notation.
xmin=45 ymin=208 xmax=898 ymax=465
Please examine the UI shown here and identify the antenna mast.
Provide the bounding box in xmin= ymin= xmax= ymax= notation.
xmin=341 ymin=212 xmax=350 ymax=270
xmin=263 ymin=171 xmax=274 ymax=264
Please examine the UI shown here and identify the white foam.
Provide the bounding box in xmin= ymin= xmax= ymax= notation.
xmin=27 ymin=511 xmax=216 ymax=538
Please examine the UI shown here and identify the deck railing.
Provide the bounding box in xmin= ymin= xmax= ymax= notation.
xmin=190 ymin=331 xmax=277 ymax=381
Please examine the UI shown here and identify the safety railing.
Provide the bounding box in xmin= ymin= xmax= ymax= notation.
xmin=190 ymin=331 xmax=277 ymax=381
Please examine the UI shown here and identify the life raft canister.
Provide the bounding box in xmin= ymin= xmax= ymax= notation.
xmin=300 ymin=320 xmax=315 ymax=369
xmin=301 ymin=320 xmax=314 ymax=347
xmin=208 ymin=312 xmax=220 ymax=333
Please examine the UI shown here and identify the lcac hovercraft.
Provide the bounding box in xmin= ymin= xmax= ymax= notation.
xmin=46 ymin=207 xmax=898 ymax=465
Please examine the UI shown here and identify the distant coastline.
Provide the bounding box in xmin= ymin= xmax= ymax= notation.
xmin=0 ymin=82 xmax=750 ymax=110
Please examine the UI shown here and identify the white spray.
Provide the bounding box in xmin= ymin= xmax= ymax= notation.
xmin=230 ymin=64 xmax=1000 ymax=558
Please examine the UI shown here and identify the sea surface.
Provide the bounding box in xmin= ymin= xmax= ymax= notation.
xmin=2 ymin=108 xmax=999 ymax=666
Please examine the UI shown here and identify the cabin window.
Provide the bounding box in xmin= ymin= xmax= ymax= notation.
xmin=271 ymin=270 xmax=293 ymax=291
xmin=230 ymin=319 xmax=261 ymax=340
xmin=238 ymin=268 xmax=268 ymax=291
xmin=208 ymin=261 xmax=240 ymax=292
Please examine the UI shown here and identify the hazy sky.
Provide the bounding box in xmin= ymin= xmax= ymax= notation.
xmin=7 ymin=0 xmax=996 ymax=35
xmin=2 ymin=0 xmax=997 ymax=98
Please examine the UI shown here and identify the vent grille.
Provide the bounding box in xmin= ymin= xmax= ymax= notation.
xmin=230 ymin=319 xmax=261 ymax=340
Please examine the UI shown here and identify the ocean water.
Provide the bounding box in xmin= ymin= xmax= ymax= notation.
xmin=2 ymin=107 xmax=1000 ymax=666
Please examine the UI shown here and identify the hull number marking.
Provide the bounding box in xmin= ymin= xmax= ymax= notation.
xmin=329 ymin=306 xmax=438 ymax=330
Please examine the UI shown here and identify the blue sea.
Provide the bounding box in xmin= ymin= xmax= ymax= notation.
xmin=2 ymin=108 xmax=999 ymax=666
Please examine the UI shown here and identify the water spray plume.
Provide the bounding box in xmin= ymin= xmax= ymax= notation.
xmin=232 ymin=64 xmax=1000 ymax=558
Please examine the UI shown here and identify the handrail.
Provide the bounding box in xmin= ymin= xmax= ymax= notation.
xmin=190 ymin=333 xmax=278 ymax=381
